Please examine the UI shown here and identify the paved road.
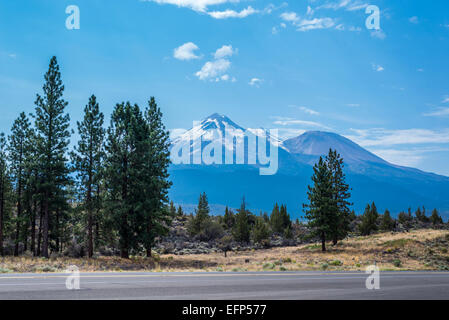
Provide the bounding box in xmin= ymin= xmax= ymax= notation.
xmin=0 ymin=271 xmax=448 ymax=300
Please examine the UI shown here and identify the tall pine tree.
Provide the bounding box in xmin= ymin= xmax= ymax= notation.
xmin=325 ymin=149 xmax=352 ymax=245
xmin=303 ymin=156 xmax=335 ymax=252
xmin=140 ymin=97 xmax=172 ymax=257
xmin=71 ymin=95 xmax=105 ymax=258
xmin=34 ymin=56 xmax=71 ymax=258
xmin=0 ymin=133 xmax=12 ymax=256
xmin=8 ymin=113 xmax=32 ymax=255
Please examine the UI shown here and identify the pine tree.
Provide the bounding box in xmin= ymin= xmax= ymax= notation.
xmin=140 ymin=98 xmax=172 ymax=257
xmin=430 ymin=208 xmax=443 ymax=226
xmin=252 ymin=217 xmax=270 ymax=245
xmin=303 ymin=157 xmax=335 ymax=252
xmin=380 ymin=209 xmax=395 ymax=231
xmin=280 ymin=205 xmax=291 ymax=231
xmin=34 ymin=56 xmax=71 ymax=258
xmin=415 ymin=206 xmax=429 ymax=223
xmin=105 ymin=102 xmax=147 ymax=258
xmin=71 ymin=95 xmax=105 ymax=258
xmin=359 ymin=202 xmax=379 ymax=235
xmin=23 ymin=128 xmax=39 ymax=255
xmin=326 ymin=149 xmax=352 ymax=245
xmin=177 ymin=206 xmax=184 ymax=217
xmin=223 ymin=206 xmax=235 ymax=229
xmin=0 ymin=133 xmax=13 ymax=256
xmin=169 ymin=201 xmax=176 ymax=217
xmin=8 ymin=113 xmax=32 ymax=255
xmin=233 ymin=198 xmax=251 ymax=243
xmin=188 ymin=192 xmax=210 ymax=235
xmin=270 ymin=203 xmax=283 ymax=234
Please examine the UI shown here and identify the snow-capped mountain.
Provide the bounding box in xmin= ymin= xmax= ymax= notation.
xmin=168 ymin=114 xmax=449 ymax=218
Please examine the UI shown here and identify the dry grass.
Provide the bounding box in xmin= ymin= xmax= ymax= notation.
xmin=1 ymin=229 xmax=448 ymax=273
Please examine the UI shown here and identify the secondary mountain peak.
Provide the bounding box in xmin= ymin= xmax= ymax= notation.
xmin=283 ymin=131 xmax=386 ymax=164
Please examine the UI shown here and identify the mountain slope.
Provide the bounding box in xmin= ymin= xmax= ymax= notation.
xmin=168 ymin=114 xmax=449 ymax=218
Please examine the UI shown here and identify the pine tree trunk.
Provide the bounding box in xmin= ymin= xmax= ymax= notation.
xmin=14 ymin=177 xmax=22 ymax=256
xmin=87 ymin=185 xmax=93 ymax=258
xmin=55 ymin=209 xmax=60 ymax=253
xmin=146 ymin=247 xmax=152 ymax=258
xmin=30 ymin=199 xmax=36 ymax=256
xmin=121 ymin=248 xmax=129 ymax=259
xmin=37 ymin=205 xmax=43 ymax=257
xmin=42 ymin=196 xmax=49 ymax=258
xmin=321 ymin=232 xmax=326 ymax=252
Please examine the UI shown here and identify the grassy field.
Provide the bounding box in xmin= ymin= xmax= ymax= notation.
xmin=1 ymin=229 xmax=448 ymax=273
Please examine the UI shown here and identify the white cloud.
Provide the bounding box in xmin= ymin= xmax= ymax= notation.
xmin=146 ymin=0 xmax=258 ymax=19
xmin=347 ymin=103 xmax=360 ymax=107
xmin=147 ymin=0 xmax=239 ymax=13
xmin=306 ymin=6 xmax=314 ymax=16
xmin=214 ymin=45 xmax=236 ymax=59
xmin=346 ymin=128 xmax=449 ymax=147
xmin=299 ymin=106 xmax=320 ymax=116
xmin=276 ymin=128 xmax=307 ymax=140
xmin=249 ymin=78 xmax=263 ymax=87
xmin=417 ymin=68 xmax=424 ymax=72
xmin=443 ymin=96 xmax=449 ymax=103
xmin=423 ymin=107 xmax=449 ymax=117
xmin=173 ymin=42 xmax=200 ymax=61
xmin=409 ymin=16 xmax=419 ymax=24
xmin=317 ymin=0 xmax=368 ymax=11
xmin=208 ymin=6 xmax=257 ymax=19
xmin=372 ymin=63 xmax=384 ymax=72
xmin=272 ymin=117 xmax=330 ymax=129
xmin=280 ymin=12 xmax=299 ymax=23
xmin=296 ymin=17 xmax=336 ymax=31
xmin=370 ymin=149 xmax=424 ymax=167
xmin=335 ymin=24 xmax=345 ymax=31
xmin=368 ymin=147 xmax=449 ymax=167
xmin=195 ymin=58 xmax=231 ymax=81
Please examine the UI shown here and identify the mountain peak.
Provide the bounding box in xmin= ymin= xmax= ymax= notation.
xmin=283 ymin=131 xmax=387 ymax=164
xmin=201 ymin=113 xmax=244 ymax=131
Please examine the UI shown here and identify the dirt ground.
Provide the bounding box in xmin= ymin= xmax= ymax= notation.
xmin=1 ymin=229 xmax=448 ymax=273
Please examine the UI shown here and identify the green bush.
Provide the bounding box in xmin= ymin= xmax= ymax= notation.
xmin=263 ymin=262 xmax=275 ymax=270
xmin=0 ymin=267 xmax=12 ymax=273
xmin=329 ymin=260 xmax=343 ymax=266
xmin=321 ymin=263 xmax=329 ymax=270
xmin=393 ymin=259 xmax=401 ymax=267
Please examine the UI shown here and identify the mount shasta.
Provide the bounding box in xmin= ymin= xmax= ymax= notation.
xmin=168 ymin=114 xmax=449 ymax=218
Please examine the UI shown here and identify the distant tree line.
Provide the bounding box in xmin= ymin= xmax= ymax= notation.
xmin=185 ymin=193 xmax=296 ymax=255
xmin=0 ymin=56 xmax=172 ymax=258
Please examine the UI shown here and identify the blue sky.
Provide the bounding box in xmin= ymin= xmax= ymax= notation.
xmin=0 ymin=0 xmax=449 ymax=175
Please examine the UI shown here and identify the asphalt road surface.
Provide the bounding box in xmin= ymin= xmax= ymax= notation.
xmin=0 ymin=271 xmax=448 ymax=300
